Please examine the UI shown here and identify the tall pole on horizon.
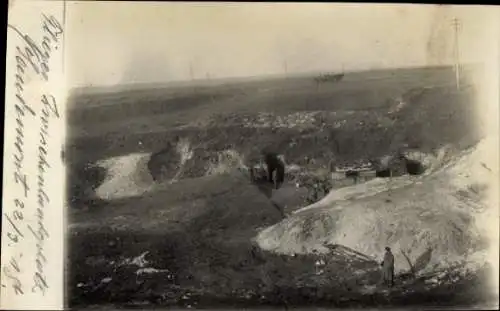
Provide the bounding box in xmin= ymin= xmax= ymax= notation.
xmin=189 ymin=61 xmax=194 ymax=81
xmin=452 ymin=17 xmax=461 ymax=90
xmin=281 ymin=60 xmax=288 ymax=93
xmin=189 ymin=61 xmax=197 ymax=93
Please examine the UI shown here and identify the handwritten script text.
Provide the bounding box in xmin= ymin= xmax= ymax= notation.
xmin=3 ymin=13 xmax=63 ymax=297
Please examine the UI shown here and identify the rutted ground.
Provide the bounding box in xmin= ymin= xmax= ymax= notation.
xmin=67 ymin=83 xmax=478 ymax=208
xmin=66 ymin=67 xmax=497 ymax=308
xmin=68 ymin=163 xmax=497 ymax=308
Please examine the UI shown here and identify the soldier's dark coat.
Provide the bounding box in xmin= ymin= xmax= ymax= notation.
xmin=381 ymin=249 xmax=395 ymax=286
xmin=263 ymin=152 xmax=285 ymax=188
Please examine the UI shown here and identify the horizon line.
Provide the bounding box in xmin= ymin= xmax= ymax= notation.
xmin=69 ymin=62 xmax=483 ymax=95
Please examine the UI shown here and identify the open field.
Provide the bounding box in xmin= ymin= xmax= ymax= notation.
xmin=66 ymin=66 xmax=497 ymax=309
xmin=67 ymin=66 xmax=479 ymax=208
xmin=67 ymin=66 xmax=477 ymax=157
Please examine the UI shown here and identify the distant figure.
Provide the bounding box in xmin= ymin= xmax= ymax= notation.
xmin=380 ymin=247 xmax=395 ymax=287
xmin=263 ymin=152 xmax=285 ymax=189
xmin=329 ymin=159 xmax=336 ymax=173
xmin=249 ymin=166 xmax=255 ymax=182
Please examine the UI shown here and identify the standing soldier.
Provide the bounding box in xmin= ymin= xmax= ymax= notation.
xmin=380 ymin=247 xmax=395 ymax=287
xmin=263 ymin=151 xmax=285 ymax=189
xmin=249 ymin=165 xmax=255 ymax=182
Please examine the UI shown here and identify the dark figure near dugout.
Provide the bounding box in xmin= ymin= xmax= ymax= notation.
xmin=263 ymin=152 xmax=285 ymax=189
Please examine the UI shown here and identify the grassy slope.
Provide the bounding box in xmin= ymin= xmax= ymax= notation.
xmin=67 ymin=66 xmax=492 ymax=308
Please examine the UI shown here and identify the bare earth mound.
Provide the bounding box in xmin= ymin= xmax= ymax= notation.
xmin=256 ymin=139 xmax=496 ymax=280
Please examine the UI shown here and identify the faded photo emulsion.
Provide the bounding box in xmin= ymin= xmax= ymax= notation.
xmin=3 ymin=2 xmax=500 ymax=310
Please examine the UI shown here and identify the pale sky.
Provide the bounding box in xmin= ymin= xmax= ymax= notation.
xmin=65 ymin=2 xmax=498 ymax=88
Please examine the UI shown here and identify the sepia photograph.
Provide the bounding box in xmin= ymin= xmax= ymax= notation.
xmin=61 ymin=2 xmax=499 ymax=309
